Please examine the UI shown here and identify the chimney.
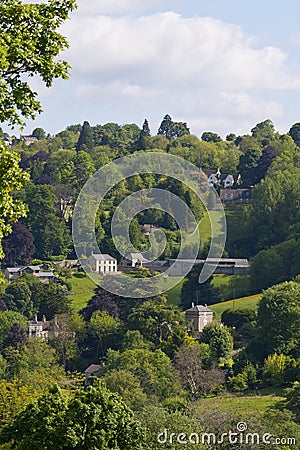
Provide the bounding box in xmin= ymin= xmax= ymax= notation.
xmin=34 ymin=314 xmax=38 ymax=323
xmin=42 ymin=315 xmax=46 ymax=323
xmin=191 ymin=302 xmax=195 ymax=308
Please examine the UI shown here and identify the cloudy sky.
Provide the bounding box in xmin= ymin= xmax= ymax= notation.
xmin=8 ymin=0 xmax=300 ymax=138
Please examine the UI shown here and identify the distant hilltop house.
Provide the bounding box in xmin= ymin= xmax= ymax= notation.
xmin=27 ymin=315 xmax=51 ymax=340
xmin=2 ymin=134 xmax=38 ymax=147
xmin=4 ymin=265 xmax=55 ymax=283
xmin=143 ymin=224 xmax=157 ymax=236
xmin=203 ymin=169 xmax=242 ymax=189
xmin=186 ymin=169 xmax=242 ymax=189
xmin=220 ymin=188 xmax=252 ymax=205
xmin=27 ymin=315 xmax=69 ymax=341
xmin=185 ymin=303 xmax=214 ymax=334
xmin=3 ymin=136 xmax=14 ymax=146
xmin=19 ymin=134 xmax=38 ymax=146
xmin=86 ymin=253 xmax=117 ymax=274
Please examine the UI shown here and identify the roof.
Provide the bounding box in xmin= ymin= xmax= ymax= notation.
xmin=20 ymin=265 xmax=41 ymax=272
xmin=85 ymin=364 xmax=101 ymax=374
xmin=6 ymin=267 xmax=21 ymax=273
xmin=36 ymin=272 xmax=55 ymax=278
xmin=203 ymin=169 xmax=220 ymax=177
xmin=185 ymin=305 xmax=213 ymax=313
xmin=128 ymin=252 xmax=149 ymax=262
xmin=206 ymin=258 xmax=249 ymax=266
xmin=88 ymin=254 xmax=116 ymax=261
xmin=220 ymin=189 xmax=251 ymax=201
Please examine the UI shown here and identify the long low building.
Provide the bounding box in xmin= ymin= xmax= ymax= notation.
xmin=4 ymin=265 xmax=55 ymax=283
xmin=143 ymin=258 xmax=250 ymax=276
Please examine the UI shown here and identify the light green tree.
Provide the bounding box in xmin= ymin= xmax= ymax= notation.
xmin=263 ymin=353 xmax=297 ymax=386
xmin=0 ymin=143 xmax=29 ymax=258
xmin=200 ymin=322 xmax=233 ymax=361
xmin=0 ymin=0 xmax=77 ymax=127
xmin=0 ymin=381 xmax=145 ymax=450
xmin=250 ymin=282 xmax=300 ymax=361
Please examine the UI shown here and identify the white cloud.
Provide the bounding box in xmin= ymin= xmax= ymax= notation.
xmin=63 ymin=12 xmax=300 ymax=93
xmin=19 ymin=7 xmax=300 ymax=137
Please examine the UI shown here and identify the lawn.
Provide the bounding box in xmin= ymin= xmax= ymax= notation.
xmin=69 ymin=274 xmax=96 ymax=312
xmin=198 ymin=210 xmax=225 ymax=248
xmin=196 ymin=388 xmax=284 ymax=417
xmin=210 ymin=294 xmax=261 ymax=320
xmin=166 ymin=278 xmax=184 ymax=306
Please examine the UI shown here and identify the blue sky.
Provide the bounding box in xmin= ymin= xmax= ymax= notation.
xmin=6 ymin=0 xmax=300 ymax=138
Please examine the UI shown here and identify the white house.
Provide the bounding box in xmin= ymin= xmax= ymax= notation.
xmin=20 ymin=135 xmax=38 ymax=146
xmin=27 ymin=315 xmax=50 ymax=340
xmin=185 ymin=304 xmax=214 ymax=334
xmin=220 ymin=174 xmax=242 ymax=189
xmin=203 ymin=169 xmax=221 ymax=186
xmin=86 ymin=253 xmax=117 ymax=274
xmin=122 ymin=252 xmax=149 ymax=268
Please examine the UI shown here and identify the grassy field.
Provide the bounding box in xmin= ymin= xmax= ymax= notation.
xmin=198 ymin=210 xmax=225 ymax=247
xmin=196 ymin=388 xmax=284 ymax=417
xmin=69 ymin=274 xmax=96 ymax=312
xmin=166 ymin=279 xmax=184 ymax=306
xmin=198 ymin=211 xmax=211 ymax=245
xmin=210 ymin=293 xmax=261 ymax=320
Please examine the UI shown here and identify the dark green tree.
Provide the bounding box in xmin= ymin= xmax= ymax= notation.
xmin=158 ymin=115 xmax=190 ymax=140
xmin=2 ymin=322 xmax=28 ymax=350
xmin=201 ymin=131 xmax=222 ymax=142
xmin=289 ymin=122 xmax=300 ymax=146
xmin=0 ymin=310 xmax=27 ymax=350
xmin=221 ymin=309 xmax=256 ymax=330
xmin=237 ymin=147 xmax=261 ymax=186
xmin=158 ymin=114 xmax=173 ymax=138
xmin=39 ymin=284 xmax=71 ymax=320
xmin=32 ymin=128 xmax=46 ymax=140
xmin=137 ymin=119 xmax=151 ymax=150
xmin=76 ymin=121 xmax=94 ymax=152
xmin=5 ymin=281 xmax=34 ymax=318
xmin=285 ymin=382 xmax=300 ymax=422
xmin=127 ymin=297 xmax=187 ymax=356
xmin=141 ymin=118 xmax=151 ymax=136
xmin=226 ymin=133 xmax=236 ymax=142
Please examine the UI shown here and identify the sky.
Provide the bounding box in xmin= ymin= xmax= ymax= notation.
xmin=5 ymin=0 xmax=300 ymax=138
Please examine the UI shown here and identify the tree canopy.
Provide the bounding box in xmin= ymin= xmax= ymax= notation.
xmin=0 ymin=0 xmax=77 ymax=127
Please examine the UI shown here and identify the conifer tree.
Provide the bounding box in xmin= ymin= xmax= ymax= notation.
xmin=137 ymin=119 xmax=151 ymax=150
xmin=76 ymin=121 xmax=94 ymax=152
